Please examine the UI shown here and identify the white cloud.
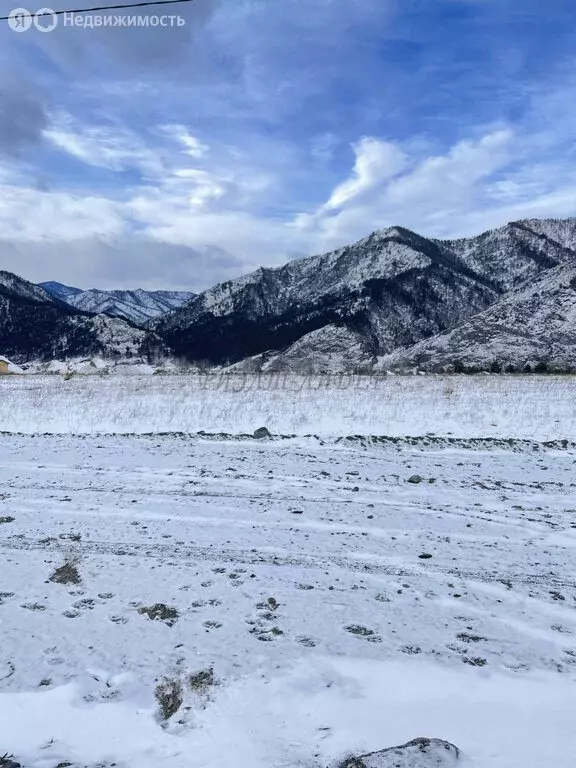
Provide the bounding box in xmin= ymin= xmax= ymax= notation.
xmin=3 ymin=116 xmax=576 ymax=291
xmin=295 ymin=128 xmax=523 ymax=250
xmin=324 ymin=137 xmax=407 ymax=211
xmin=386 ymin=129 xmax=513 ymax=207
xmin=171 ymin=169 xmax=228 ymax=206
xmin=0 ymin=184 xmax=126 ymax=242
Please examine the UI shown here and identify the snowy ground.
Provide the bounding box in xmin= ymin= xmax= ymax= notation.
xmin=0 ymin=373 xmax=575 ymax=438
xmin=1 ymin=377 xmax=575 ymax=767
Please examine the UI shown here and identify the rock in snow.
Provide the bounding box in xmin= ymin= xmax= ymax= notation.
xmin=253 ymin=426 xmax=272 ymax=439
xmin=337 ymin=737 xmax=461 ymax=768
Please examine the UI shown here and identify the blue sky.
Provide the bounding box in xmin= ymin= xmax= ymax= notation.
xmin=1 ymin=0 xmax=575 ymax=289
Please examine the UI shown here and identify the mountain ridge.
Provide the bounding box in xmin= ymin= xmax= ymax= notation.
xmin=155 ymin=217 xmax=576 ymax=371
xmin=378 ymin=259 xmax=576 ymax=373
xmin=39 ymin=282 xmax=195 ymax=325
xmin=1 ymin=272 xmax=167 ymax=364
xmin=3 ymin=216 xmax=576 ymax=371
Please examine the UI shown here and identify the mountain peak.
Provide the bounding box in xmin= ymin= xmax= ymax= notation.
xmin=38 ymin=281 xmax=83 ymax=299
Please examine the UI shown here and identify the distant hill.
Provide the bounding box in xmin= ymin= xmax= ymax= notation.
xmin=39 ymin=283 xmax=195 ymax=326
xmin=38 ymin=281 xmax=83 ymax=301
xmin=1 ymin=272 xmax=166 ymax=364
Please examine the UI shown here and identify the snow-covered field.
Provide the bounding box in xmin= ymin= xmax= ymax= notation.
xmin=1 ymin=378 xmax=576 ymax=767
xmin=1 ymin=373 xmax=575 ymax=438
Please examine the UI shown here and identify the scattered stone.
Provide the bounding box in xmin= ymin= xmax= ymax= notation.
xmin=401 ymin=645 xmax=422 ymax=655
xmin=418 ymin=553 xmax=433 ymax=559
xmin=62 ymin=610 xmax=81 ymax=619
xmin=407 ymin=475 xmax=424 ymax=484
xmin=20 ymin=602 xmax=46 ymax=611
xmin=297 ymin=636 xmax=316 ymax=647
xmin=550 ymin=591 xmax=565 ymax=601
xmin=456 ymin=632 xmax=485 ymax=643
xmin=345 ymin=624 xmax=376 ymax=637
xmin=203 ymin=620 xmax=222 ymax=629
xmin=337 ymin=737 xmax=461 ymax=767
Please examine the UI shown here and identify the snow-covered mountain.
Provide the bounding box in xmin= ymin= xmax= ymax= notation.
xmin=2 ymin=272 xmax=57 ymax=304
xmin=38 ymin=281 xmax=83 ymax=301
xmin=6 ymin=217 xmax=576 ymax=371
xmin=378 ymin=260 xmax=576 ymax=373
xmin=1 ymin=272 xmax=167 ymax=364
xmin=40 ymin=283 xmax=195 ymax=325
xmin=155 ymin=218 xmax=576 ymax=372
xmin=156 ymin=226 xmax=499 ymax=367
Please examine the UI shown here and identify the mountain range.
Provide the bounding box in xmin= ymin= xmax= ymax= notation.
xmin=0 ymin=273 xmax=166 ymax=364
xmin=40 ymin=282 xmax=194 ymax=325
xmin=155 ymin=218 xmax=576 ymax=373
xmin=1 ymin=217 xmax=575 ymax=371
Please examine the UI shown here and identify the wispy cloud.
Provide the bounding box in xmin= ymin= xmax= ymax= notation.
xmin=43 ymin=115 xmax=164 ymax=176
xmin=157 ymin=125 xmax=209 ymax=158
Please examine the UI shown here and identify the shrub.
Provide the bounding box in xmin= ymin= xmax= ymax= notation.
xmin=155 ymin=677 xmax=183 ymax=721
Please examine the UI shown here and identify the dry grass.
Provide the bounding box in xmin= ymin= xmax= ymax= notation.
xmin=49 ymin=562 xmax=81 ymax=585
xmin=154 ymin=677 xmax=183 ymax=721
xmin=137 ymin=603 xmax=179 ymax=625
xmin=189 ymin=667 xmax=215 ymax=694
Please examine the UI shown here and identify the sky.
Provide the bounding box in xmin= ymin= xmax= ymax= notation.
xmin=1 ymin=0 xmax=576 ymax=291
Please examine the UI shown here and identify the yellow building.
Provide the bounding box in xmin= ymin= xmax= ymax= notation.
xmin=0 ymin=356 xmax=23 ymax=375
